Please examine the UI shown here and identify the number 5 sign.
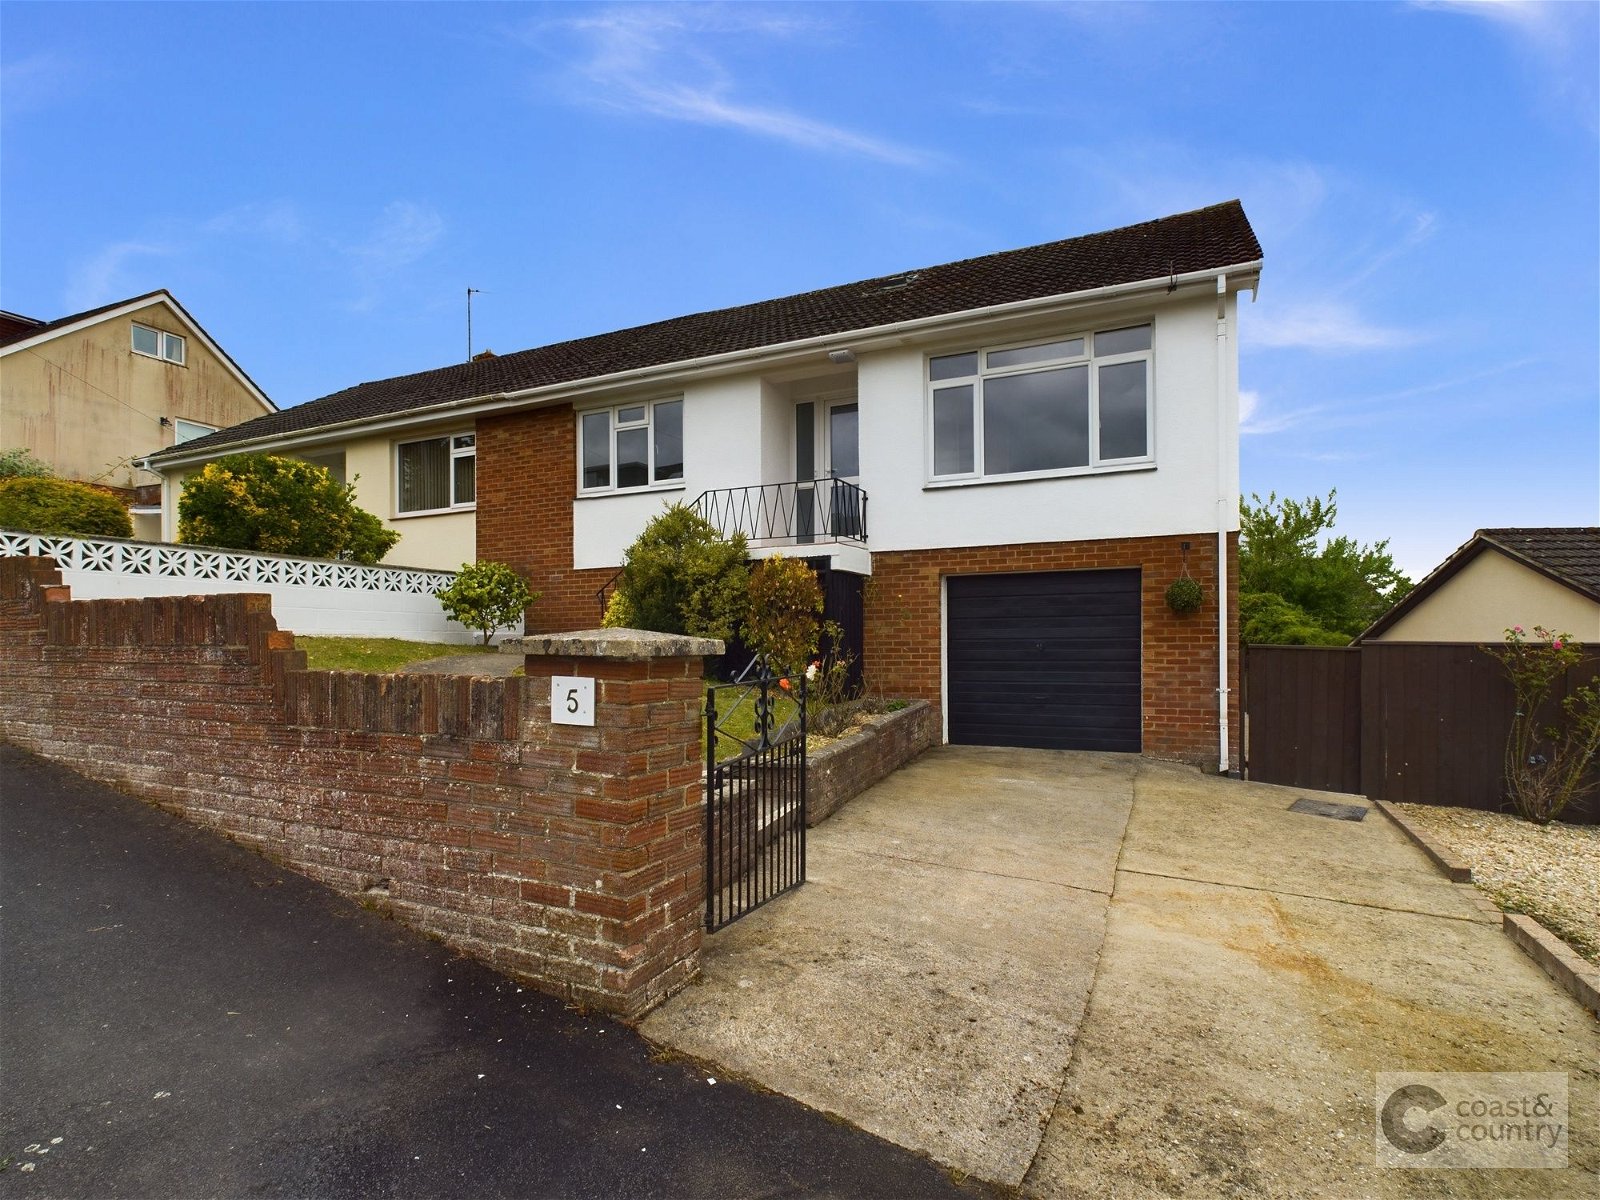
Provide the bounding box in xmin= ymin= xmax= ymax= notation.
xmin=550 ymin=676 xmax=595 ymax=726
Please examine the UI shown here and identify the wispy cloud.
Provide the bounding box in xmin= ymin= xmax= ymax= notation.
xmin=1247 ymin=301 xmax=1424 ymax=353
xmin=529 ymin=5 xmax=933 ymax=167
xmin=1416 ymin=0 xmax=1599 ymax=133
xmin=0 ymin=52 xmax=85 ymax=118
xmin=65 ymin=242 xmax=177 ymax=311
xmin=64 ymin=200 xmax=444 ymax=314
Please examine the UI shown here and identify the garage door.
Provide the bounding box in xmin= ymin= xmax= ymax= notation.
xmin=946 ymin=569 xmax=1141 ymax=752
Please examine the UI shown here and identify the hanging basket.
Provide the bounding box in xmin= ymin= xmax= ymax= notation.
xmin=1165 ymin=574 xmax=1204 ymax=615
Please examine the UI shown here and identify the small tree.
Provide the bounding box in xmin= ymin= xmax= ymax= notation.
xmin=178 ymin=453 xmax=399 ymax=564
xmin=1491 ymin=625 xmax=1600 ymax=825
xmin=604 ymin=504 xmax=748 ymax=639
xmin=436 ymin=561 xmax=537 ymax=645
xmin=0 ymin=447 xmax=54 ymax=480
xmin=0 ymin=477 xmax=132 ymax=537
xmin=744 ymin=554 xmax=824 ymax=675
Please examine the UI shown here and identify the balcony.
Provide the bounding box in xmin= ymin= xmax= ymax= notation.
xmin=693 ymin=477 xmax=867 ymax=550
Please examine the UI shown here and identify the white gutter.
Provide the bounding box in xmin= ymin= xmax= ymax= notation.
xmin=146 ymin=259 xmax=1264 ymax=473
xmin=1215 ymin=274 xmax=1232 ymax=775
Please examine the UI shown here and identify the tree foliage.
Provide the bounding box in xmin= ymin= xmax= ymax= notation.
xmin=0 ymin=477 xmax=132 ymax=537
xmin=436 ymin=561 xmax=538 ymax=645
xmin=744 ymin=554 xmax=824 ymax=674
xmin=1239 ymin=490 xmax=1411 ymax=645
xmin=603 ymin=504 xmax=748 ymax=639
xmin=0 ymin=447 xmax=55 ymax=480
xmin=177 ymin=453 xmax=399 ymax=564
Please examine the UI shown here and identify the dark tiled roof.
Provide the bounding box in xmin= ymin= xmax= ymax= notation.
xmin=1360 ymin=526 xmax=1600 ymax=640
xmin=154 ymin=200 xmax=1262 ymax=460
xmin=0 ymin=311 xmax=45 ymax=343
xmin=1479 ymin=528 xmax=1600 ymax=600
xmin=0 ymin=290 xmax=166 ymax=348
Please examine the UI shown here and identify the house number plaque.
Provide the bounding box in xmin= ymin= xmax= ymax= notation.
xmin=551 ymin=676 xmax=595 ymax=726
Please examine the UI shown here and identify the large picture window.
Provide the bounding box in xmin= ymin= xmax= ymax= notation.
xmin=397 ymin=432 xmax=475 ymax=514
xmin=579 ymin=398 xmax=683 ymax=492
xmin=927 ymin=324 xmax=1152 ymax=482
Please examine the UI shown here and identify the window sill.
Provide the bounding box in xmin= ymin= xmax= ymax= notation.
xmin=923 ymin=461 xmax=1155 ymax=491
xmin=576 ymin=482 xmax=687 ymax=500
xmin=392 ymin=505 xmax=476 ymax=520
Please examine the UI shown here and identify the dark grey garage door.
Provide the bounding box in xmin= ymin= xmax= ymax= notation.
xmin=946 ymin=569 xmax=1141 ymax=752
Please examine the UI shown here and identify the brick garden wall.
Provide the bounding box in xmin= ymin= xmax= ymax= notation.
xmin=863 ymin=531 xmax=1241 ymax=767
xmin=806 ymin=700 xmax=940 ymax=825
xmin=476 ymin=406 xmax=613 ymax=633
xmin=0 ymin=556 xmax=708 ymax=1018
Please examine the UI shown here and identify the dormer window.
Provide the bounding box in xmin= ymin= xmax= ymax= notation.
xmin=132 ymin=323 xmax=186 ymax=365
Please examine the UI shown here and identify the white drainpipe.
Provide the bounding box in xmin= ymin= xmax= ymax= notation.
xmin=1215 ymin=274 xmax=1231 ymax=774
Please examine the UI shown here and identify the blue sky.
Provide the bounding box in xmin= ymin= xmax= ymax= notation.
xmin=2 ymin=0 xmax=1596 ymax=576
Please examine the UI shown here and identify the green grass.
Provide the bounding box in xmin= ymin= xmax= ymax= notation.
xmin=296 ymin=636 xmax=494 ymax=673
xmin=706 ymin=679 xmax=804 ymax=761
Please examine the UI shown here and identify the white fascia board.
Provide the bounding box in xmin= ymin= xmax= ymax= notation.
xmin=147 ymin=260 xmax=1262 ymax=472
xmin=0 ymin=291 xmax=277 ymax=415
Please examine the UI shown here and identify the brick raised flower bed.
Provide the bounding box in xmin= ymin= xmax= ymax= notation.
xmin=806 ymin=699 xmax=939 ymax=825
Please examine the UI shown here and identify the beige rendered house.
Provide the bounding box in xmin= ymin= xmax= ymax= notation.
xmin=0 ymin=291 xmax=275 ymax=539
xmin=1362 ymin=527 xmax=1600 ymax=643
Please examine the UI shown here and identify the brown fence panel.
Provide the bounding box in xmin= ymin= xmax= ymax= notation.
xmin=1243 ymin=645 xmax=1362 ymax=793
xmin=1361 ymin=643 xmax=1599 ymax=823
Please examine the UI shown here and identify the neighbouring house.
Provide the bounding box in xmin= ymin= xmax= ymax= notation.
xmin=145 ymin=201 xmax=1263 ymax=766
xmin=0 ymin=290 xmax=276 ymax=539
xmin=1361 ymin=527 xmax=1600 ymax=643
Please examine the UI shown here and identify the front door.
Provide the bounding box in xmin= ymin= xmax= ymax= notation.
xmin=824 ymin=401 xmax=861 ymax=539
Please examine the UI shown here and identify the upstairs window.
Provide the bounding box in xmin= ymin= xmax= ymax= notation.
xmin=927 ymin=324 xmax=1152 ymax=482
xmin=132 ymin=323 xmax=186 ymax=365
xmin=579 ymin=398 xmax=683 ymax=492
xmin=173 ymin=419 xmax=216 ymax=444
xmin=397 ymin=432 xmax=475 ymax=514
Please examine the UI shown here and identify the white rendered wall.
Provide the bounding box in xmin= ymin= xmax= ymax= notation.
xmin=1 ymin=532 xmax=482 ymax=642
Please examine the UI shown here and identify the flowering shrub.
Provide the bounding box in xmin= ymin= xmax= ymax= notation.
xmin=1491 ymin=625 xmax=1600 ymax=824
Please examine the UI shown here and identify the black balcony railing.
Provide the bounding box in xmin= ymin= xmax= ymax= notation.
xmin=693 ymin=477 xmax=867 ymax=549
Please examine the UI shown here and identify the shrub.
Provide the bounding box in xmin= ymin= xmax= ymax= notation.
xmin=604 ymin=504 xmax=748 ymax=639
xmin=0 ymin=476 xmax=131 ymax=537
xmin=744 ymin=554 xmax=824 ymax=675
xmin=1491 ymin=625 xmax=1600 ymax=825
xmin=436 ymin=561 xmax=538 ymax=645
xmin=0 ymin=447 xmax=54 ymax=480
xmin=177 ymin=453 xmax=399 ymax=564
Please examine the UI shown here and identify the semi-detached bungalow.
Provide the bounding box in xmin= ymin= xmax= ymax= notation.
xmin=145 ymin=201 xmax=1263 ymax=769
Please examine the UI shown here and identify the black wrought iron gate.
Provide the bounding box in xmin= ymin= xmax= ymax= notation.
xmin=704 ymin=668 xmax=807 ymax=930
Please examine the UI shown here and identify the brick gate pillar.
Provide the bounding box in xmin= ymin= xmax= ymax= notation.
xmin=515 ymin=628 xmax=720 ymax=1017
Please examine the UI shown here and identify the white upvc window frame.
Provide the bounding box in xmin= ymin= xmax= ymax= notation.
xmin=173 ymin=418 xmax=217 ymax=445
xmin=924 ymin=322 xmax=1155 ymax=486
xmin=132 ymin=322 xmax=187 ymax=365
xmin=576 ymin=397 xmax=685 ymax=495
xmin=394 ymin=431 xmax=476 ymax=517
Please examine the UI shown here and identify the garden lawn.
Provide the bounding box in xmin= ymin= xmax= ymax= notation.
xmin=297 ymin=637 xmax=495 ymax=673
xmin=1393 ymin=802 xmax=1600 ymax=964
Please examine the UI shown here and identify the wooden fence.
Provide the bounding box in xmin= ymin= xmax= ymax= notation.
xmin=1243 ymin=642 xmax=1599 ymax=824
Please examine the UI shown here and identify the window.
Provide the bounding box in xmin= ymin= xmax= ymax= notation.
xmin=927 ymin=324 xmax=1152 ymax=482
xmin=397 ymin=433 xmax=475 ymax=514
xmin=173 ymin=419 xmax=216 ymax=444
xmin=132 ymin=323 xmax=186 ymax=365
xmin=578 ymin=399 xmax=683 ymax=492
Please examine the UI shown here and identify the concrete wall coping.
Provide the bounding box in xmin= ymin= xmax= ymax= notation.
xmin=506 ymin=628 xmax=725 ymax=659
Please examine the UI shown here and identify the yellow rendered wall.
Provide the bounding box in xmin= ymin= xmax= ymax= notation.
xmin=0 ymin=302 xmax=270 ymax=491
xmin=1375 ymin=550 xmax=1600 ymax=642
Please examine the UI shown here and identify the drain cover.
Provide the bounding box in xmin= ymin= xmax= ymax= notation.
xmin=1289 ymin=797 xmax=1368 ymax=822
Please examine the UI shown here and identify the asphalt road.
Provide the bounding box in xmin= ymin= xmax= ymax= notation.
xmin=0 ymin=744 xmax=987 ymax=1199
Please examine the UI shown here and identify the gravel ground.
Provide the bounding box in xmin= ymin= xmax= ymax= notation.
xmin=1393 ymin=803 xmax=1600 ymax=964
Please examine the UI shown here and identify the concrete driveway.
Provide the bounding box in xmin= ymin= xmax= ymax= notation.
xmin=642 ymin=747 xmax=1600 ymax=1198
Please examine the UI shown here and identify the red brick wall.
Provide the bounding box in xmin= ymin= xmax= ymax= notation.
xmin=0 ymin=555 xmax=706 ymax=1018
xmin=863 ymin=532 xmax=1241 ymax=767
xmin=476 ymin=406 xmax=612 ymax=633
